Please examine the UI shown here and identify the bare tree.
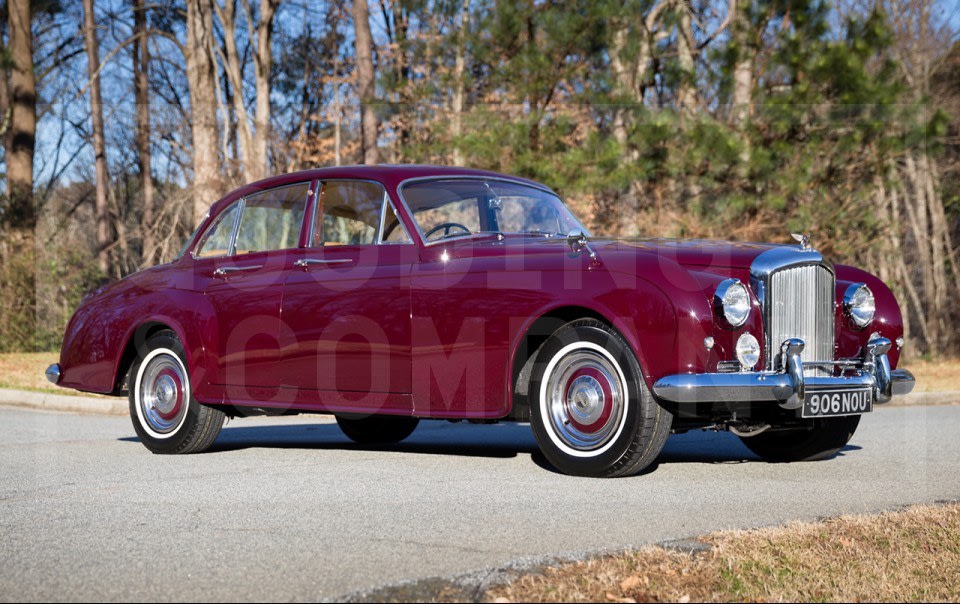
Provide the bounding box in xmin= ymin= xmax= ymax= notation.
xmin=186 ymin=0 xmax=222 ymax=224
xmin=5 ymin=0 xmax=36 ymax=227
xmin=211 ymin=0 xmax=279 ymax=182
xmin=353 ymin=0 xmax=378 ymax=164
xmin=82 ymin=0 xmax=111 ymax=273
xmin=133 ymin=0 xmax=156 ymax=266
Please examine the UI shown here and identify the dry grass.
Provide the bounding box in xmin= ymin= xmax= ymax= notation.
xmin=0 ymin=352 xmax=62 ymax=393
xmin=487 ymin=503 xmax=960 ymax=603
xmin=908 ymin=358 xmax=960 ymax=393
xmin=0 ymin=352 xmax=107 ymax=397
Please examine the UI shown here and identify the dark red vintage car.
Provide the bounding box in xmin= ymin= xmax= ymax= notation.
xmin=49 ymin=165 xmax=915 ymax=477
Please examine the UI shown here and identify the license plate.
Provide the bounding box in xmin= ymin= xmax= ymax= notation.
xmin=802 ymin=388 xmax=873 ymax=418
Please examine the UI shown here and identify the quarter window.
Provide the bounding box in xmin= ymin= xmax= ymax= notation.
xmin=194 ymin=202 xmax=240 ymax=258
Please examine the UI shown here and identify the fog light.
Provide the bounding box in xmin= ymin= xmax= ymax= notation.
xmin=736 ymin=333 xmax=761 ymax=369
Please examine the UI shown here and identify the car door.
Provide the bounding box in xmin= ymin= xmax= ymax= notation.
xmin=192 ymin=182 xmax=310 ymax=400
xmin=279 ymin=179 xmax=416 ymax=411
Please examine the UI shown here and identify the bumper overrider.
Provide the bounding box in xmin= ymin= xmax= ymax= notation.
xmin=652 ymin=337 xmax=915 ymax=409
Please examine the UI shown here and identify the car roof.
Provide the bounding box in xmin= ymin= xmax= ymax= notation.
xmin=211 ymin=165 xmax=551 ymax=214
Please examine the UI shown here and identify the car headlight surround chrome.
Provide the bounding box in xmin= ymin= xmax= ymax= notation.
xmin=714 ymin=279 xmax=751 ymax=328
xmin=843 ymin=283 xmax=875 ymax=328
xmin=735 ymin=332 xmax=761 ymax=369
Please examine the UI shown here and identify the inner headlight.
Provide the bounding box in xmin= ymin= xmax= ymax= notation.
xmin=714 ymin=279 xmax=751 ymax=328
xmin=736 ymin=332 xmax=761 ymax=369
xmin=843 ymin=283 xmax=875 ymax=328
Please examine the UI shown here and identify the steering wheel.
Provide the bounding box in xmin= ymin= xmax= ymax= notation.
xmin=424 ymin=222 xmax=471 ymax=241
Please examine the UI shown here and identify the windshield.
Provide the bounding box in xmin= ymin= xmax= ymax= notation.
xmin=401 ymin=179 xmax=588 ymax=243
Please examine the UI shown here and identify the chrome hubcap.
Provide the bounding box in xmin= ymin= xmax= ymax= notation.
xmin=546 ymin=349 xmax=625 ymax=451
xmin=140 ymin=354 xmax=186 ymax=434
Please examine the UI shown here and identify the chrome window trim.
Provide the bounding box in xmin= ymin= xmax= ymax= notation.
xmin=227 ymin=198 xmax=246 ymax=256
xmin=376 ymin=191 xmax=414 ymax=245
xmin=396 ymin=175 xmax=582 ymax=247
xmin=749 ymin=246 xmax=836 ymax=371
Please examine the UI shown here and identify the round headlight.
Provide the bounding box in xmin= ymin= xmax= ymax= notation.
xmin=714 ymin=279 xmax=751 ymax=328
xmin=843 ymin=283 xmax=875 ymax=328
xmin=736 ymin=332 xmax=761 ymax=369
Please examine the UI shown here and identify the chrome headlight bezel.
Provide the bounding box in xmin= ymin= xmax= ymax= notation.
xmin=713 ymin=279 xmax=751 ymax=329
xmin=843 ymin=283 xmax=875 ymax=329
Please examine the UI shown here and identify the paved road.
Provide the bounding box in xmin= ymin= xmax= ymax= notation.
xmin=1 ymin=403 xmax=958 ymax=602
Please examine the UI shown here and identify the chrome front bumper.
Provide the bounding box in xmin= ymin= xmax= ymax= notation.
xmin=652 ymin=337 xmax=915 ymax=409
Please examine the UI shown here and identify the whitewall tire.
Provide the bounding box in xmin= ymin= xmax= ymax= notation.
xmin=129 ymin=330 xmax=225 ymax=454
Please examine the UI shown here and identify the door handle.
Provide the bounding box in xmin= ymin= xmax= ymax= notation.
xmin=294 ymin=258 xmax=354 ymax=269
xmin=213 ymin=265 xmax=263 ymax=277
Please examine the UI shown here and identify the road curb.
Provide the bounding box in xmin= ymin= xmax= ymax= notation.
xmin=0 ymin=388 xmax=126 ymax=415
xmin=0 ymin=387 xmax=957 ymax=418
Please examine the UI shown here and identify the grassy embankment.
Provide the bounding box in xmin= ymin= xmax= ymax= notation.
xmin=488 ymin=503 xmax=960 ymax=603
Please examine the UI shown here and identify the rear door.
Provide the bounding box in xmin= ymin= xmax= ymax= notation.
xmin=279 ymin=180 xmax=417 ymax=411
xmin=193 ymin=182 xmax=310 ymax=399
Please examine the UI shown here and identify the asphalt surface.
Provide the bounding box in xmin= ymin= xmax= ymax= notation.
xmin=1 ymin=403 xmax=958 ymax=602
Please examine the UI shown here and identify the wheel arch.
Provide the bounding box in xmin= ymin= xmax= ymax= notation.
xmin=112 ymin=319 xmax=191 ymax=395
xmin=507 ymin=305 xmax=622 ymax=421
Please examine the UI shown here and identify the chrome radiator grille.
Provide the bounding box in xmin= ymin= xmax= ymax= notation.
xmin=767 ymin=264 xmax=835 ymax=373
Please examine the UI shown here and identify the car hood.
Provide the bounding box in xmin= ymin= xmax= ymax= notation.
xmin=594 ymin=238 xmax=785 ymax=270
xmin=466 ymin=235 xmax=787 ymax=271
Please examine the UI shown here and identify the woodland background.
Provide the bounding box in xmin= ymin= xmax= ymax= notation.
xmin=0 ymin=0 xmax=957 ymax=358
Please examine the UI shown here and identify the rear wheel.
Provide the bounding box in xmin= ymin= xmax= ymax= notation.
xmin=336 ymin=414 xmax=420 ymax=444
xmin=528 ymin=319 xmax=672 ymax=477
xmin=129 ymin=330 xmax=225 ymax=454
xmin=739 ymin=415 xmax=861 ymax=462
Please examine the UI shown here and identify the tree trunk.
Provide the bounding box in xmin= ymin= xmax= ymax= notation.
xmin=450 ymin=0 xmax=469 ymax=166
xmin=5 ymin=0 xmax=35 ymax=229
xmin=353 ymin=0 xmax=379 ymax=164
xmin=186 ymin=0 xmax=222 ymax=225
xmin=729 ymin=0 xmax=753 ymax=128
xmin=83 ymin=0 xmax=112 ymax=274
xmin=252 ymin=0 xmax=278 ymax=179
xmin=675 ymin=0 xmax=697 ymax=114
xmin=133 ymin=0 xmax=156 ymax=267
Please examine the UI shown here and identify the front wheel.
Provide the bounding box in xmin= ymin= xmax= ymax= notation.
xmin=739 ymin=415 xmax=861 ymax=462
xmin=529 ymin=319 xmax=672 ymax=478
xmin=129 ymin=330 xmax=225 ymax=454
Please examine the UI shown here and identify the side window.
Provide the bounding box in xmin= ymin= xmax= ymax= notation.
xmin=234 ymin=183 xmax=309 ymax=254
xmin=312 ymin=181 xmax=384 ymax=246
xmin=195 ymin=202 xmax=240 ymax=258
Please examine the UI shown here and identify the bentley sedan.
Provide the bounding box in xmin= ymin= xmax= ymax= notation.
xmin=48 ymin=165 xmax=915 ymax=477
